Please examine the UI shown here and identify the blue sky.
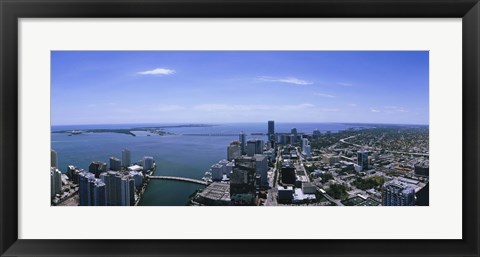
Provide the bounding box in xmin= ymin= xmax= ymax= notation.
xmin=51 ymin=51 xmax=429 ymax=125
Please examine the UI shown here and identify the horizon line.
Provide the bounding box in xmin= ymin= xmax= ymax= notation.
xmin=51 ymin=121 xmax=429 ymax=127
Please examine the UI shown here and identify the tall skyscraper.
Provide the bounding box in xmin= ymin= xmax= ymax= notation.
xmin=79 ymin=171 xmax=107 ymax=206
xmin=109 ymin=157 xmax=122 ymax=171
xmin=291 ymin=128 xmax=298 ymax=144
xmin=227 ymin=141 xmax=241 ymax=161
xmin=382 ymin=181 xmax=416 ymax=206
xmin=357 ymin=150 xmax=369 ymax=171
xmin=51 ymin=149 xmax=58 ymax=168
xmin=239 ymin=132 xmax=246 ymax=155
xmin=246 ymin=140 xmax=257 ymax=157
xmin=100 ymin=171 xmax=134 ymax=206
xmin=89 ymin=161 xmax=107 ymax=178
xmin=211 ymin=163 xmax=224 ymax=181
xmin=254 ymin=154 xmax=268 ymax=188
xmin=122 ymin=148 xmax=131 ymax=167
xmin=143 ymin=156 xmax=154 ymax=171
xmin=50 ymin=167 xmax=62 ymax=198
xmin=255 ymin=139 xmax=264 ymax=154
xmin=268 ymin=120 xmax=275 ymax=141
xmin=312 ymin=129 xmax=321 ymax=139
xmin=230 ymin=156 xmax=257 ymax=205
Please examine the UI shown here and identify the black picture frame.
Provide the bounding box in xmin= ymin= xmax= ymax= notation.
xmin=1 ymin=0 xmax=479 ymax=256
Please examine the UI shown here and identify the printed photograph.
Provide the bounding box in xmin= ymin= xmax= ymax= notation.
xmin=50 ymin=51 xmax=429 ymax=206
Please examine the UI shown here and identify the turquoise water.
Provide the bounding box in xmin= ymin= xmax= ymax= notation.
xmin=51 ymin=122 xmax=353 ymax=206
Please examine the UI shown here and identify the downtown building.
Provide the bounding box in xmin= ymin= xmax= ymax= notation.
xmin=357 ymin=150 xmax=369 ymax=171
xmin=227 ymin=141 xmax=241 ymax=161
xmin=230 ymin=156 xmax=257 ymax=205
xmin=89 ymin=161 xmax=107 ymax=178
xmin=51 ymin=149 xmax=58 ymax=168
xmin=78 ymin=171 xmax=107 ymax=206
xmin=382 ymin=181 xmax=416 ymax=206
xmin=122 ymin=148 xmax=131 ymax=168
xmin=254 ymin=154 xmax=269 ymax=188
xmin=100 ymin=171 xmax=135 ymax=206
xmin=109 ymin=156 xmax=122 ymax=171
xmin=239 ymin=132 xmax=246 ymax=155
xmin=50 ymin=167 xmax=62 ymax=198
xmin=143 ymin=156 xmax=154 ymax=172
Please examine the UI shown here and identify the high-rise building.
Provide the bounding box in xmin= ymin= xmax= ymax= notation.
xmin=89 ymin=161 xmax=107 ymax=178
xmin=100 ymin=171 xmax=134 ymax=206
xmin=281 ymin=162 xmax=296 ymax=185
xmin=239 ymin=132 xmax=246 ymax=155
xmin=291 ymin=128 xmax=298 ymax=144
xmin=227 ymin=141 xmax=241 ymax=161
xmin=357 ymin=150 xmax=369 ymax=171
xmin=211 ymin=163 xmax=224 ymax=181
xmin=268 ymin=120 xmax=275 ymax=141
xmin=254 ymin=154 xmax=269 ymax=188
xmin=246 ymin=140 xmax=256 ymax=157
xmin=78 ymin=171 xmax=106 ymax=206
xmin=109 ymin=157 xmax=122 ymax=171
xmin=255 ymin=139 xmax=264 ymax=154
xmin=143 ymin=156 xmax=154 ymax=171
xmin=50 ymin=167 xmax=62 ymax=198
xmin=414 ymin=161 xmax=429 ymax=177
xmin=230 ymin=156 xmax=256 ymax=205
xmin=51 ymin=149 xmax=58 ymax=168
xmin=122 ymin=148 xmax=131 ymax=167
xmin=382 ymin=181 xmax=415 ymax=206
xmin=312 ymin=129 xmax=321 ymax=139
xmin=302 ymin=139 xmax=311 ymax=157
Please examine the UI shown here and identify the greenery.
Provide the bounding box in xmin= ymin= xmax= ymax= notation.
xmin=352 ymin=176 xmax=385 ymax=190
xmin=318 ymin=172 xmax=333 ymax=183
xmin=326 ymin=184 xmax=348 ymax=200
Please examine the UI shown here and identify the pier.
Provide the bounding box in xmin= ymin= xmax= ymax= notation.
xmin=147 ymin=175 xmax=210 ymax=185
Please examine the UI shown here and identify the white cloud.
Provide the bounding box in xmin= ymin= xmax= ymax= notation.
xmin=137 ymin=68 xmax=175 ymax=75
xmin=156 ymin=105 xmax=185 ymax=112
xmin=348 ymin=103 xmax=357 ymax=107
xmin=384 ymin=106 xmax=408 ymax=113
xmin=314 ymin=93 xmax=335 ymax=98
xmin=258 ymin=76 xmax=313 ymax=85
xmin=370 ymin=108 xmax=381 ymax=113
xmin=337 ymin=82 xmax=353 ymax=87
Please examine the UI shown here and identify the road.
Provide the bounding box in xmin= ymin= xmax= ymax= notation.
xmin=317 ymin=187 xmax=344 ymax=206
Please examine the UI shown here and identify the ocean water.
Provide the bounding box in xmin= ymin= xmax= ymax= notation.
xmin=51 ymin=122 xmax=353 ymax=206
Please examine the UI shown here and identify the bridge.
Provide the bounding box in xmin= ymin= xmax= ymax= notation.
xmin=146 ymin=175 xmax=210 ymax=185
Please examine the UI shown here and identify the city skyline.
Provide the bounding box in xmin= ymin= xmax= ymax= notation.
xmin=51 ymin=51 xmax=429 ymax=125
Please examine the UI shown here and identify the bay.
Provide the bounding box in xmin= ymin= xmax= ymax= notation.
xmin=51 ymin=122 xmax=353 ymax=206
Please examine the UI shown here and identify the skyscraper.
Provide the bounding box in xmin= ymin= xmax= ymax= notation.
xmin=79 ymin=172 xmax=107 ymax=206
xmin=109 ymin=157 xmax=122 ymax=171
xmin=50 ymin=167 xmax=62 ymax=198
xmin=357 ymin=150 xmax=369 ymax=171
xmin=246 ymin=140 xmax=256 ymax=157
xmin=291 ymin=128 xmax=298 ymax=144
xmin=230 ymin=156 xmax=256 ymax=205
xmin=254 ymin=154 xmax=268 ymax=188
xmin=89 ymin=161 xmax=107 ymax=178
xmin=239 ymin=132 xmax=246 ymax=155
xmin=51 ymin=149 xmax=58 ymax=168
xmin=100 ymin=171 xmax=134 ymax=206
xmin=382 ymin=181 xmax=416 ymax=206
xmin=143 ymin=156 xmax=154 ymax=171
xmin=268 ymin=120 xmax=275 ymax=141
xmin=255 ymin=139 xmax=264 ymax=154
xmin=227 ymin=141 xmax=241 ymax=161
xmin=122 ymin=148 xmax=131 ymax=167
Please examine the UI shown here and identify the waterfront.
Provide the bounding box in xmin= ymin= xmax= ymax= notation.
xmin=51 ymin=122 xmax=354 ymax=206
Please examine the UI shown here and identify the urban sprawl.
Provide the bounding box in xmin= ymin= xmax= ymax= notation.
xmin=51 ymin=121 xmax=429 ymax=206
